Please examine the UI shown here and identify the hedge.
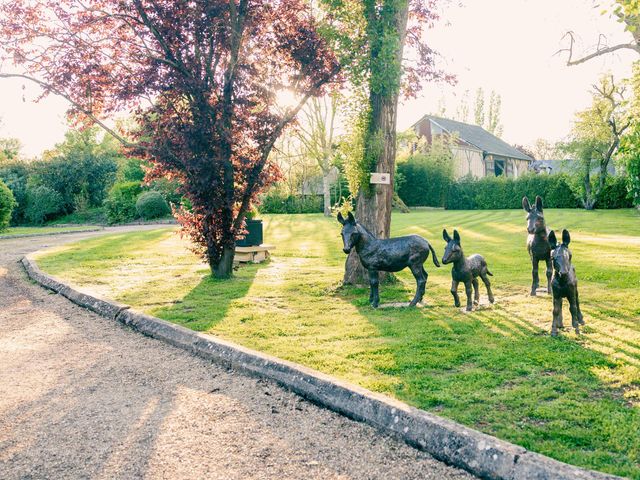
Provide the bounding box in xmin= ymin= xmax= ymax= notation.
xmin=259 ymin=191 xmax=323 ymax=214
xmin=397 ymin=157 xmax=452 ymax=207
xmin=445 ymin=174 xmax=580 ymax=210
xmin=444 ymin=173 xmax=634 ymax=210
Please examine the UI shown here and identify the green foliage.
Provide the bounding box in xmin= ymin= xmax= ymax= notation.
xmin=118 ymin=157 xmax=146 ymax=182
xmin=24 ymin=185 xmax=64 ymax=225
xmin=0 ymin=160 xmax=31 ymax=224
xmin=32 ymin=128 xmax=119 ymax=212
xmin=148 ymin=177 xmax=183 ymax=206
xmin=135 ymin=191 xmax=171 ymax=220
xmin=397 ymin=148 xmax=454 ymax=207
xmin=104 ymin=181 xmax=142 ymax=224
xmin=0 ymin=179 xmax=16 ymax=231
xmin=259 ymin=190 xmax=323 ymax=214
xmin=445 ymin=174 xmax=579 ymax=210
xmin=596 ymin=175 xmax=634 ymax=208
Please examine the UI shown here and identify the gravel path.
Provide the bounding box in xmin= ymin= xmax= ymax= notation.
xmin=0 ymin=227 xmax=475 ymax=480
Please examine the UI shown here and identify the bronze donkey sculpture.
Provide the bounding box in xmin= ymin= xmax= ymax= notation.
xmin=337 ymin=212 xmax=440 ymax=308
xmin=523 ymin=195 xmax=551 ymax=296
xmin=442 ymin=229 xmax=494 ymax=311
xmin=549 ymin=229 xmax=584 ymax=336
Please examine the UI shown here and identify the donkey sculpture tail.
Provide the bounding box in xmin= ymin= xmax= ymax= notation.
xmin=429 ymin=243 xmax=441 ymax=267
xmin=486 ymin=269 xmax=494 ymax=276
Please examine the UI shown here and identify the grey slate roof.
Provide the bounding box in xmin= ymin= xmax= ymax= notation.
xmin=415 ymin=115 xmax=533 ymax=162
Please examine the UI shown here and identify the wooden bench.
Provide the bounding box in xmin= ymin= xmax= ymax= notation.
xmin=234 ymin=244 xmax=275 ymax=264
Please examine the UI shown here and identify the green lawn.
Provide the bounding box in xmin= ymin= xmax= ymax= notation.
xmin=1 ymin=225 xmax=101 ymax=237
xmin=35 ymin=209 xmax=640 ymax=478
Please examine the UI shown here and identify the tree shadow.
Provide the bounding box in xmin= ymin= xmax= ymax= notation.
xmin=343 ymin=285 xmax=640 ymax=478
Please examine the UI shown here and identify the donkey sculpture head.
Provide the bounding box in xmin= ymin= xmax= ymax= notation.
xmin=522 ymin=195 xmax=546 ymax=235
xmin=549 ymin=229 xmax=573 ymax=281
xmin=337 ymin=211 xmax=358 ymax=254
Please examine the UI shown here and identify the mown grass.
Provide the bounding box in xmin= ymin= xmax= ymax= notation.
xmin=36 ymin=208 xmax=640 ymax=478
xmin=2 ymin=225 xmax=100 ymax=236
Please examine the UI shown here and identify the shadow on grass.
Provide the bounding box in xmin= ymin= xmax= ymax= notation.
xmin=339 ymin=284 xmax=640 ymax=479
xmin=153 ymin=262 xmax=263 ymax=332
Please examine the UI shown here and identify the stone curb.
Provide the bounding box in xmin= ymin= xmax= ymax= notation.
xmin=0 ymin=228 xmax=103 ymax=240
xmin=21 ymin=255 xmax=623 ymax=480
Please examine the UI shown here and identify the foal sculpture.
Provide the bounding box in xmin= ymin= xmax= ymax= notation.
xmin=442 ymin=229 xmax=494 ymax=311
xmin=523 ymin=195 xmax=551 ymax=296
xmin=337 ymin=212 xmax=440 ymax=308
xmin=549 ymin=229 xmax=584 ymax=336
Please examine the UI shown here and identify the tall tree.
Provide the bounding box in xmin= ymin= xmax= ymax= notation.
xmin=323 ymin=0 xmax=447 ymax=284
xmin=0 ymin=0 xmax=338 ymax=278
xmin=486 ymin=90 xmax=503 ymax=137
xmin=473 ymin=87 xmax=485 ymax=128
xmin=563 ymin=75 xmax=630 ymax=209
xmin=296 ymin=94 xmax=339 ymax=216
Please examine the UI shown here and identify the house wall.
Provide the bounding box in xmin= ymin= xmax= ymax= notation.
xmin=485 ymin=155 xmax=529 ymax=178
xmin=451 ymin=146 xmax=485 ymax=178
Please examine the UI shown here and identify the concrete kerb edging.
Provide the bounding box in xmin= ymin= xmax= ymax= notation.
xmin=21 ymin=255 xmax=623 ymax=480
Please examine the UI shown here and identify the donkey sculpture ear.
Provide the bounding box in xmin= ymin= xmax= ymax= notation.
xmin=548 ymin=230 xmax=558 ymax=249
xmin=522 ymin=196 xmax=531 ymax=212
xmin=443 ymin=229 xmax=451 ymax=242
xmin=337 ymin=212 xmax=345 ymax=225
xmin=346 ymin=211 xmax=356 ymax=224
xmin=562 ymin=229 xmax=570 ymax=246
xmin=453 ymin=229 xmax=461 ymax=244
xmin=535 ymin=195 xmax=543 ymax=212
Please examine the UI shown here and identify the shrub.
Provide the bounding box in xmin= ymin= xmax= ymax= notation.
xmin=397 ymin=154 xmax=453 ymax=207
xmin=596 ymin=175 xmax=633 ymax=209
xmin=0 ymin=160 xmax=31 ymax=224
xmin=24 ymin=185 xmax=64 ymax=225
xmin=136 ymin=191 xmax=171 ymax=219
xmin=0 ymin=179 xmax=16 ymax=231
xmin=104 ymin=181 xmax=142 ymax=224
xmin=259 ymin=190 xmax=323 ymax=214
xmin=445 ymin=174 xmax=579 ymax=210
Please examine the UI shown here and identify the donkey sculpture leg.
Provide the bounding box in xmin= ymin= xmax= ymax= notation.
xmin=531 ymin=257 xmax=540 ymax=296
xmin=576 ymin=289 xmax=584 ymax=325
xmin=552 ymin=296 xmax=563 ymax=337
xmin=568 ymin=292 xmax=581 ymax=334
xmin=450 ymin=280 xmax=461 ymax=308
xmin=545 ymin=258 xmax=552 ymax=293
xmin=480 ymin=272 xmax=495 ymax=304
xmin=408 ymin=263 xmax=427 ymax=307
xmin=464 ymin=281 xmax=473 ymax=311
xmin=368 ymin=269 xmax=380 ymax=308
xmin=472 ymin=278 xmax=480 ymax=305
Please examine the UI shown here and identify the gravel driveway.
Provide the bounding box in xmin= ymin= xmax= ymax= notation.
xmin=0 ymin=227 xmax=475 ymax=480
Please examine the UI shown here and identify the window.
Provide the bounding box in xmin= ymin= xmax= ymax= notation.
xmin=494 ymin=159 xmax=505 ymax=176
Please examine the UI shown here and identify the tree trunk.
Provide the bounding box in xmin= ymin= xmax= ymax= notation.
xmin=323 ymin=172 xmax=331 ymax=216
xmin=211 ymin=244 xmax=235 ymax=279
xmin=343 ymin=1 xmax=408 ymax=285
xmin=343 ymin=92 xmax=399 ymax=285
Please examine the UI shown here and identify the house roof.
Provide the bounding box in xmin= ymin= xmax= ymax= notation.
xmin=414 ymin=115 xmax=533 ymax=162
xmin=529 ymin=159 xmax=616 ymax=175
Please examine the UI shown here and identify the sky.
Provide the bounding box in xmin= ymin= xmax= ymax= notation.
xmin=0 ymin=0 xmax=637 ymax=157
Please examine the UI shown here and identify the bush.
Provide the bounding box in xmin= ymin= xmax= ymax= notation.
xmin=24 ymin=185 xmax=64 ymax=225
xmin=104 ymin=181 xmax=142 ymax=224
xmin=397 ymin=154 xmax=453 ymax=207
xmin=259 ymin=190 xmax=323 ymax=214
xmin=136 ymin=191 xmax=171 ymax=219
xmin=0 ymin=179 xmax=16 ymax=231
xmin=445 ymin=174 xmax=580 ymax=210
xmin=596 ymin=175 xmax=633 ymax=209
xmin=0 ymin=160 xmax=31 ymax=224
